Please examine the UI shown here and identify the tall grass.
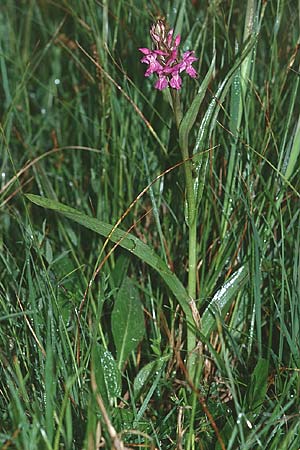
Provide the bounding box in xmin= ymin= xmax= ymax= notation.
xmin=1 ymin=1 xmax=300 ymax=449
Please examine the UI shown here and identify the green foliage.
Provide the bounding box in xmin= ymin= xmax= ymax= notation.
xmin=133 ymin=357 xmax=166 ymax=398
xmin=1 ymin=0 xmax=300 ymax=449
xmin=112 ymin=278 xmax=145 ymax=370
xmin=245 ymin=358 xmax=269 ymax=416
xmin=93 ymin=344 xmax=121 ymax=400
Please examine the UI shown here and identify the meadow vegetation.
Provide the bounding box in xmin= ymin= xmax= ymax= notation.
xmin=1 ymin=1 xmax=300 ymax=448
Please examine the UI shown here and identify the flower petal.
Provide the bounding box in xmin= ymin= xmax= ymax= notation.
xmin=170 ymin=72 xmax=182 ymax=90
xmin=186 ymin=66 xmax=197 ymax=78
xmin=174 ymin=34 xmax=181 ymax=48
xmin=167 ymin=29 xmax=174 ymax=47
xmin=155 ymin=75 xmax=169 ymax=90
xmin=139 ymin=47 xmax=151 ymax=55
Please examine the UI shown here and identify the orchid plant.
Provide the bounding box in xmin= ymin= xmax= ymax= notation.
xmin=139 ymin=19 xmax=202 ymax=381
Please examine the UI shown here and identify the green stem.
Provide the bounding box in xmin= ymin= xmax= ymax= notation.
xmin=171 ymin=90 xmax=198 ymax=378
xmin=187 ymin=218 xmax=197 ymax=368
xmin=172 ymin=91 xmax=202 ymax=450
xmin=186 ymin=359 xmax=203 ymax=450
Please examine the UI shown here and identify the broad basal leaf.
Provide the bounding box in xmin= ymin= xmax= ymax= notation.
xmin=112 ymin=278 xmax=145 ymax=370
xmin=93 ymin=344 xmax=121 ymax=401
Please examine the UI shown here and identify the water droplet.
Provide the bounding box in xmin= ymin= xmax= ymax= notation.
xmin=246 ymin=418 xmax=253 ymax=429
xmin=54 ymin=78 xmax=60 ymax=85
xmin=41 ymin=108 xmax=46 ymax=115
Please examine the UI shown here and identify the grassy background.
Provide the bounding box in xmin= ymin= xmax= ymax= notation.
xmin=1 ymin=0 xmax=300 ymax=449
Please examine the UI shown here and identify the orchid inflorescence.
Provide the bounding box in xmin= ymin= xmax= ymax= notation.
xmin=139 ymin=20 xmax=198 ymax=91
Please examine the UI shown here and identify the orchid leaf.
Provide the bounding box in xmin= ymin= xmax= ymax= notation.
xmin=26 ymin=194 xmax=193 ymax=322
xmin=245 ymin=358 xmax=269 ymax=415
xmin=201 ymin=265 xmax=249 ymax=338
xmin=112 ymin=278 xmax=145 ymax=370
xmin=93 ymin=345 xmax=121 ymax=401
xmin=26 ymin=194 xmax=249 ymax=341
xmin=179 ymin=53 xmax=216 ymax=150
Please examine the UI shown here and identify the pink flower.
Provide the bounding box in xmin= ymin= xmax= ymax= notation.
xmin=155 ymin=75 xmax=169 ymax=90
xmin=169 ymin=72 xmax=182 ymax=90
xmin=139 ymin=20 xmax=198 ymax=91
xmin=139 ymin=50 xmax=163 ymax=77
xmin=179 ymin=51 xmax=198 ymax=78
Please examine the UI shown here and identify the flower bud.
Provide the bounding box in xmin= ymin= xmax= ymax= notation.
xmin=150 ymin=19 xmax=168 ymax=46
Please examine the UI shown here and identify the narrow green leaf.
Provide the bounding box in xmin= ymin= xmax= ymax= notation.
xmin=173 ymin=0 xmax=186 ymax=38
xmin=92 ymin=345 xmax=108 ymax=405
xmin=179 ymin=53 xmax=216 ymax=150
xmin=193 ymin=36 xmax=257 ymax=160
xmin=245 ymin=358 xmax=269 ymax=414
xmin=26 ymin=194 xmax=194 ymax=322
xmin=110 ymin=254 xmax=130 ymax=289
xmin=284 ymin=114 xmax=300 ymax=181
xmin=278 ymin=77 xmax=299 ymax=174
xmin=133 ymin=357 xmax=167 ymax=397
xmin=134 ymin=364 xmax=164 ymax=424
xmin=220 ymin=64 xmax=242 ymax=237
xmin=45 ymin=322 xmax=55 ymax=444
xmin=276 ymin=420 xmax=300 ymax=450
xmin=192 ymin=34 xmax=258 ymax=209
xmin=112 ymin=278 xmax=145 ymax=369
xmin=201 ymin=265 xmax=249 ymax=337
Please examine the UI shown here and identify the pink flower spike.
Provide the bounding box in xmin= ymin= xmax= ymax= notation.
xmin=139 ymin=20 xmax=198 ymax=90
